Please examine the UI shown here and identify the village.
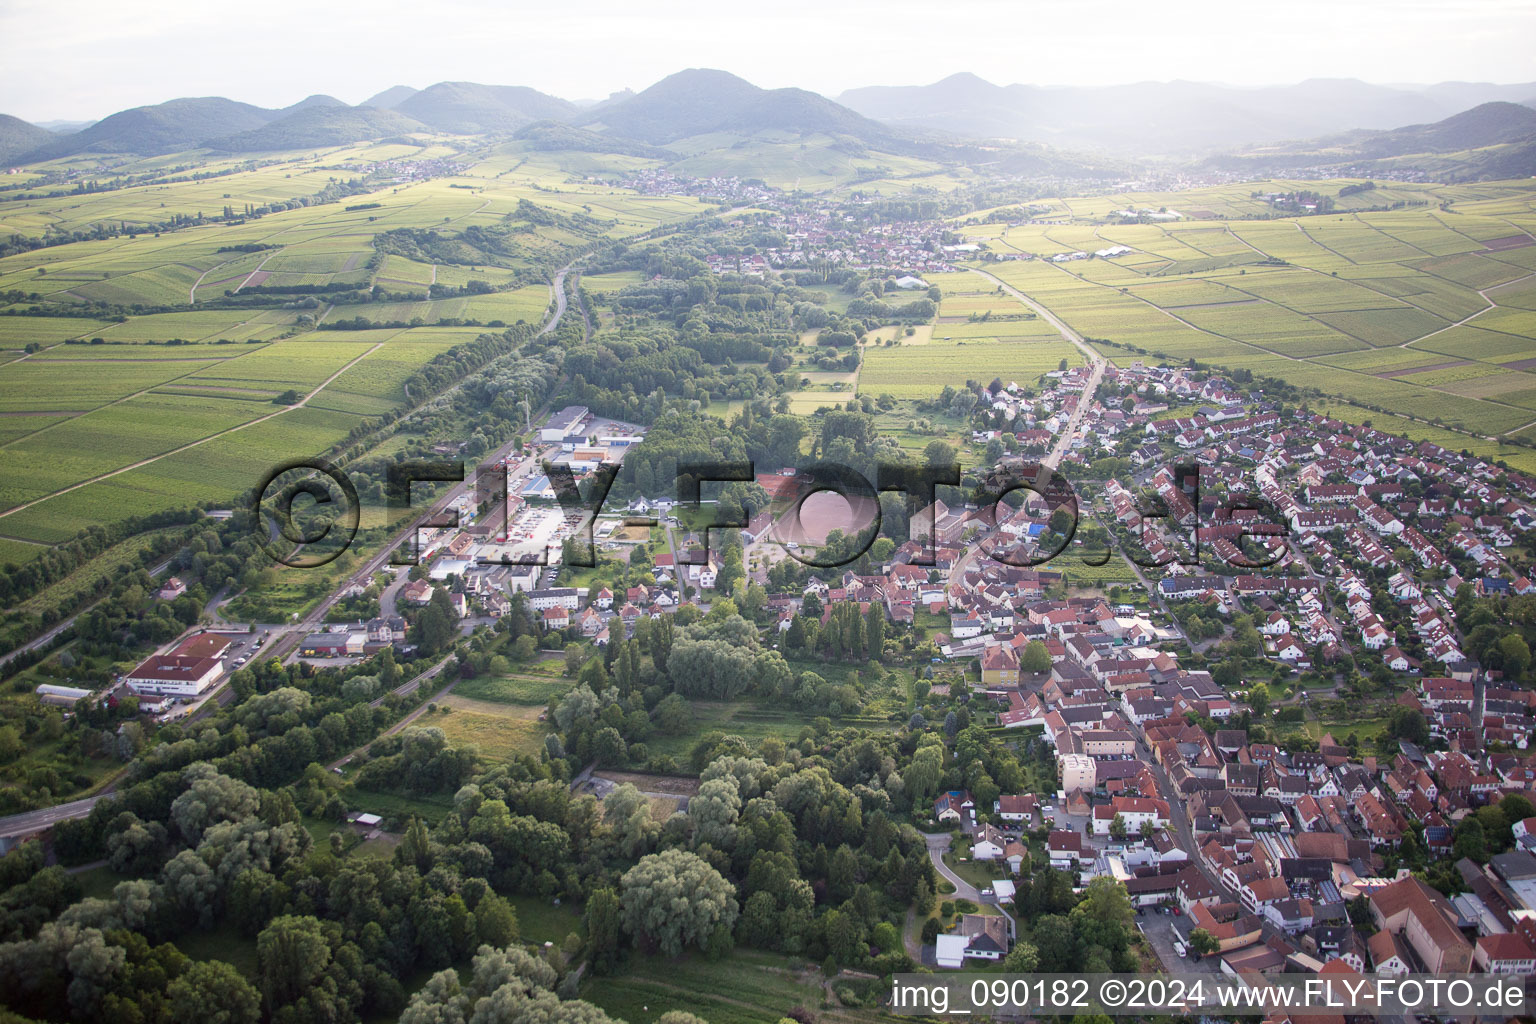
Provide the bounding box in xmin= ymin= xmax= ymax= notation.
xmin=47 ymin=357 xmax=1536 ymax=989
xmin=870 ymin=361 xmax=1536 ymax=979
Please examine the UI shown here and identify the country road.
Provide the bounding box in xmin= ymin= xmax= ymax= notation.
xmin=0 ymin=795 xmax=109 ymax=848
xmin=324 ymin=654 xmax=459 ymax=771
xmin=257 ymin=258 xmax=582 ymax=666
xmin=0 ymin=556 xmax=173 ymax=671
xmin=537 ymin=266 xmax=573 ymax=338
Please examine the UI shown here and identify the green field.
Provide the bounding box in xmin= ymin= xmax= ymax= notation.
xmin=582 ymin=950 xmax=840 ymax=1024
xmin=454 ymin=673 xmax=578 ymax=706
xmin=954 ymin=188 xmax=1536 ymax=445
xmin=859 ymin=341 xmax=1081 ymax=399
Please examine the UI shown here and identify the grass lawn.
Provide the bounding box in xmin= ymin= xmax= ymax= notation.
xmin=1306 ymin=713 xmax=1391 ymax=744
xmin=432 ymin=697 xmax=549 ymax=762
xmin=454 ymin=673 xmax=575 ymax=706
xmin=943 ymin=851 xmax=1010 ymax=890
xmin=644 ymin=693 xmax=897 ymax=762
xmin=178 ymin=922 xmax=260 ymax=978
xmin=511 ymin=894 xmax=584 ymax=946
xmin=342 ymin=786 xmax=456 ymax=826
xmin=582 ymin=949 xmax=835 ymax=1024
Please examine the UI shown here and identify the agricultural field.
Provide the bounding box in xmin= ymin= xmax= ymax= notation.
xmin=859 ymin=340 xmax=1081 ymax=399
xmin=952 ymin=183 xmax=1536 ymax=444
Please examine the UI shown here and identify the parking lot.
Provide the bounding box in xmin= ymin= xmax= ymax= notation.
xmin=1135 ymin=906 xmax=1223 ymax=974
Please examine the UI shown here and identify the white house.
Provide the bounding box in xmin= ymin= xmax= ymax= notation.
xmin=971 ymin=825 xmax=1008 ymax=861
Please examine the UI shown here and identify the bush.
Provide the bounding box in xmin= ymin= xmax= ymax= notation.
xmin=939 ymin=901 xmax=955 ymax=917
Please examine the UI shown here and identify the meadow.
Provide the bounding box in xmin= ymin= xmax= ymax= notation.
xmin=859 ymin=340 xmax=1082 ymax=400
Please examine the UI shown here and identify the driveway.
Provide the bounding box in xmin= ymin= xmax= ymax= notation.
xmin=925 ymin=832 xmax=981 ymax=901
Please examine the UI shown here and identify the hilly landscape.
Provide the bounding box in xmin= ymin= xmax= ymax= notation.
xmin=4 ymin=70 xmax=1536 ymax=179
xmin=17 ymin=96 xmax=280 ymax=160
xmin=576 ymin=69 xmax=911 ymax=149
xmin=0 ymin=112 xmax=53 ymax=165
xmin=361 ymin=84 xmax=419 ymax=109
xmin=389 ymin=81 xmax=577 ymax=133
xmin=1203 ymin=100 xmax=1536 ymax=180
xmin=7 ymin=13 xmax=1536 ymax=1024
xmin=208 ymin=104 xmax=429 ymax=152
xmin=836 ymin=74 xmax=1536 ymax=154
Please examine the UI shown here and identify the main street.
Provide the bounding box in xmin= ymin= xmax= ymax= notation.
xmin=944 ymin=267 xmax=1111 ymax=589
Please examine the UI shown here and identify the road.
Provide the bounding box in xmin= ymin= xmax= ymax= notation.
xmin=1045 ymin=357 xmax=1106 ymax=470
xmin=967 ymin=266 xmax=1103 ymax=366
xmin=925 ymin=832 xmax=981 ymax=901
xmin=0 ymin=257 xmax=586 ymax=839
xmin=260 ymin=259 xmax=582 ymax=666
xmin=923 ymin=832 xmax=1017 ymax=942
xmin=0 ymin=795 xmax=110 ymax=846
xmin=0 ymin=556 xmax=174 ymax=672
xmin=324 ymin=654 xmax=459 ymax=771
xmin=536 ymin=266 xmax=574 ymax=338
xmin=940 ymin=268 xmax=1110 ymax=591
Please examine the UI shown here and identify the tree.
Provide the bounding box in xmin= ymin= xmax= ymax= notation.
xmin=1247 ymin=682 xmax=1270 ymax=718
xmin=1108 ymin=813 xmax=1127 ymax=842
xmin=619 ymin=849 xmax=739 ymax=956
xmin=1388 ymin=705 xmax=1429 ymax=745
xmin=586 ymin=887 xmax=623 ymax=975
xmin=1074 ymin=877 xmax=1134 ymax=931
xmin=1019 ymin=640 xmax=1050 ymax=674
xmin=653 ymin=693 xmax=692 ymax=735
xmin=1001 ymin=940 xmax=1040 ymax=973
xmin=171 ymin=765 xmax=260 ymax=844
xmin=256 ymin=915 xmax=331 ymax=1010
xmin=1501 ymin=633 xmax=1531 ymax=680
xmin=167 ymin=959 xmax=261 ymax=1024
xmin=400 ymin=943 xmax=620 ymax=1024
xmin=689 ymin=777 xmax=742 ymax=849
xmin=1501 ymin=793 xmax=1536 ymax=830
xmin=1188 ymin=928 xmax=1220 ymax=959
xmin=1030 ymin=914 xmax=1079 ymax=972
xmin=411 ymin=588 xmax=459 ymax=656
xmin=475 ymin=892 xmax=519 ymax=948
xmin=922 ymin=440 xmax=957 ymax=467
xmin=1453 ymin=816 xmax=1488 ymax=863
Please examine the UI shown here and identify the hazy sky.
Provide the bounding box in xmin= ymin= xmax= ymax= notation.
xmin=4 ymin=0 xmax=1535 ymax=121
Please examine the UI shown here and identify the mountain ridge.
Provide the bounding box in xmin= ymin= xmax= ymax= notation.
xmin=208 ymin=105 xmax=429 ymax=152
xmin=836 ymin=75 xmax=1536 ymax=154
xmin=392 ymin=81 xmax=577 ymax=133
xmin=0 ymin=113 xmax=55 ymax=165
